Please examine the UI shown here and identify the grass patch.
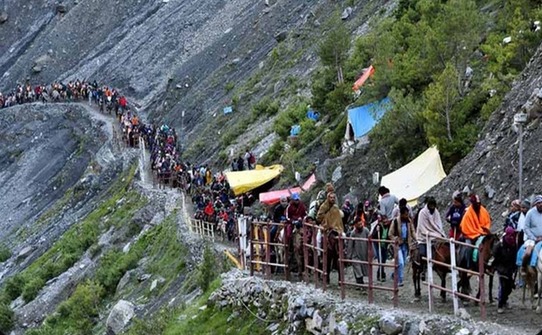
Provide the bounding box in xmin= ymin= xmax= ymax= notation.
xmin=0 ymin=245 xmax=10 ymax=263
xmin=143 ymin=212 xmax=188 ymax=290
xmin=26 ymin=211 xmax=186 ymax=335
xmin=1 ymin=165 xmax=141 ymax=304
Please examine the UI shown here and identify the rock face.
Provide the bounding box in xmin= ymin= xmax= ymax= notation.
xmin=430 ymin=45 xmax=542 ymax=220
xmin=106 ymin=300 xmax=135 ymax=335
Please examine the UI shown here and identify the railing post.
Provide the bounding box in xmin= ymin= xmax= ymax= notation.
xmin=393 ymin=239 xmax=399 ymax=308
xmin=450 ymin=238 xmax=459 ymax=316
xmin=338 ymin=234 xmax=346 ymax=300
xmin=211 ymin=222 xmax=215 ymax=240
xmin=479 ymin=244 xmax=486 ymax=321
xmin=249 ymin=220 xmax=254 ymax=276
xmin=303 ymin=222 xmax=309 ymax=283
xmin=313 ymin=225 xmax=318 ymax=286
xmin=368 ymin=235 xmax=374 ymax=304
xmin=265 ymin=223 xmax=271 ymax=279
xmin=284 ymin=224 xmax=290 ymax=281
xmin=322 ymin=233 xmax=328 ymax=292
xmin=426 ymin=234 xmax=434 ymax=314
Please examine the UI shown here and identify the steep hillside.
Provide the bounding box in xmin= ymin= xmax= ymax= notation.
xmin=0 ymin=0 xmax=389 ymax=165
xmin=431 ymin=45 xmax=542 ymax=220
xmin=0 ymin=103 xmax=129 ymax=278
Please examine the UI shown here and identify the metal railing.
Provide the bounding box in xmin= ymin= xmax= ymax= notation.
xmin=337 ymin=235 xmax=399 ymax=306
xmin=249 ymin=221 xmax=290 ymax=280
xmin=424 ymin=235 xmax=486 ymax=320
xmin=302 ymin=221 xmax=328 ymax=291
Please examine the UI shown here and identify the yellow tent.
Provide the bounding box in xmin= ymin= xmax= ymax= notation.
xmin=225 ymin=164 xmax=284 ymax=195
xmin=380 ymin=146 xmax=446 ymax=205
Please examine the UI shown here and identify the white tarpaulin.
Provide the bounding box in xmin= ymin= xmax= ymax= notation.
xmin=380 ymin=146 xmax=446 ymax=205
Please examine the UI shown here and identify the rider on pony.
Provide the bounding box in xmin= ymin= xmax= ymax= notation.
xmin=460 ymin=194 xmax=492 ymax=269
xmin=415 ymin=197 xmax=446 ymax=277
xmin=317 ymin=192 xmax=345 ymax=284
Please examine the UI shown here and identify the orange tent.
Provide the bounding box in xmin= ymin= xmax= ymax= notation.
xmin=352 ymin=65 xmax=375 ymax=91
xmin=259 ymin=174 xmax=317 ymax=206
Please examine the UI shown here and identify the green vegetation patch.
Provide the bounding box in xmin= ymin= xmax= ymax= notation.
xmin=1 ymin=164 xmax=141 ymax=305
xmin=26 ymin=211 xmax=186 ymax=335
xmin=0 ymin=245 xmax=10 ymax=263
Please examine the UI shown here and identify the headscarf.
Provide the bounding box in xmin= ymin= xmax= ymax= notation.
xmin=533 ymin=195 xmax=542 ymax=206
xmin=469 ymin=194 xmax=480 ymax=205
xmin=511 ymin=199 xmax=521 ymax=209
xmin=503 ymin=226 xmax=516 ymax=247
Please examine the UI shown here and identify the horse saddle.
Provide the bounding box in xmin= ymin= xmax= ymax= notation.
xmin=471 ymin=236 xmax=485 ymax=263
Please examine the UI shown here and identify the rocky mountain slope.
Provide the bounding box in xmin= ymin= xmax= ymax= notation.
xmin=2 ymin=0 xmax=542 ymax=334
xmin=429 ymin=45 xmax=542 ymax=221
xmin=0 ymin=0 xmax=388 ymax=163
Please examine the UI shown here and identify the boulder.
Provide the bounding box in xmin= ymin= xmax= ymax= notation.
xmin=341 ymin=7 xmax=353 ymax=20
xmin=379 ymin=315 xmax=402 ymax=335
xmin=106 ymin=300 xmax=135 ymax=334
xmin=0 ymin=11 xmax=8 ymax=24
xmin=56 ymin=3 xmax=67 ymax=14
xmin=31 ymin=65 xmax=43 ymax=74
xmin=274 ymin=31 xmax=288 ymax=42
xmin=17 ymin=246 xmax=33 ymax=259
xmin=305 ymin=310 xmax=323 ymax=334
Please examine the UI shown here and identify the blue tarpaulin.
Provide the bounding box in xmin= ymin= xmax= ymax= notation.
xmin=346 ymin=97 xmax=392 ymax=139
xmin=307 ymin=109 xmax=319 ymax=121
xmin=224 ymin=106 xmax=233 ymax=115
xmin=290 ymin=124 xmax=301 ymax=136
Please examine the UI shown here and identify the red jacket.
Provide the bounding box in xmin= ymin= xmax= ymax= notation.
xmin=204 ymin=203 xmax=214 ymax=216
xmin=286 ymin=202 xmax=307 ymax=222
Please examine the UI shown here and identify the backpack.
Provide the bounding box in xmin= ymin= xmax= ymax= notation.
xmin=248 ymin=152 xmax=256 ymax=164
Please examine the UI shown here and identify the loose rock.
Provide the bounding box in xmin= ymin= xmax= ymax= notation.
xmin=274 ymin=31 xmax=288 ymax=42
xmin=341 ymin=7 xmax=353 ymax=20
xmin=0 ymin=11 xmax=8 ymax=24
xmin=106 ymin=300 xmax=135 ymax=334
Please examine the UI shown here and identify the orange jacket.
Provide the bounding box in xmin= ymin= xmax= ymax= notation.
xmin=460 ymin=205 xmax=491 ymax=240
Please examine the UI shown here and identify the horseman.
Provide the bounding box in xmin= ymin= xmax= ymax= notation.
xmin=460 ymin=194 xmax=492 ymax=268
xmin=285 ymin=193 xmax=307 ymax=275
xmin=415 ymin=197 xmax=446 ymax=278
xmin=317 ymin=192 xmax=344 ymax=283
xmin=521 ymin=195 xmax=542 ymax=268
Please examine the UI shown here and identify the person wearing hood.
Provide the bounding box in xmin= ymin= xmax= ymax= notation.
xmin=460 ymin=194 xmax=492 ymax=268
xmin=416 ymin=197 xmax=446 ymax=259
xmin=317 ymin=192 xmax=344 ymax=234
xmin=461 ymin=194 xmax=492 ymax=241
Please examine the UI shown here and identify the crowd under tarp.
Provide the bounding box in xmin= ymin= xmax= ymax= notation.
xmin=258 ymin=174 xmax=317 ymax=206
xmin=345 ymin=97 xmax=392 ymax=140
xmin=380 ymin=146 xmax=447 ymax=206
xmin=225 ymin=165 xmax=284 ymax=196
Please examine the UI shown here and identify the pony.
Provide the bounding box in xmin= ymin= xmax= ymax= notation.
xmin=412 ymin=240 xmax=451 ymax=302
xmin=457 ymin=234 xmax=498 ymax=302
xmin=412 ymin=234 xmax=497 ymax=303
xmin=523 ymin=246 xmax=542 ymax=311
